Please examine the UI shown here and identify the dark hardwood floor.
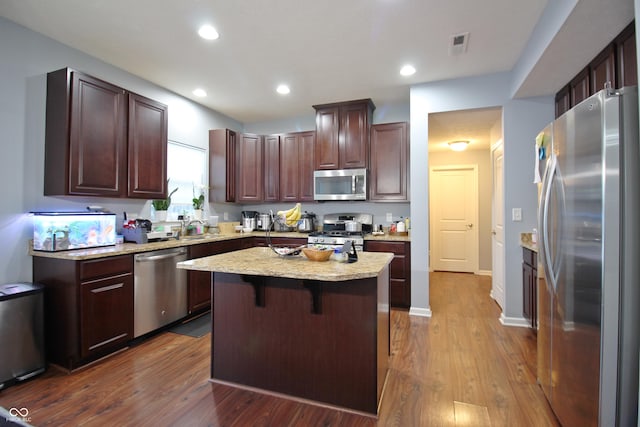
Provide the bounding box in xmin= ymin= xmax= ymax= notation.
xmin=0 ymin=272 xmax=559 ymax=426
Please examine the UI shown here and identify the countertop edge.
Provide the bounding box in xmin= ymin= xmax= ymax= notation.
xmin=30 ymin=232 xmax=410 ymax=260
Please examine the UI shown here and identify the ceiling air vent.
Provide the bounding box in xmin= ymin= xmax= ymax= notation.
xmin=449 ymin=32 xmax=469 ymax=56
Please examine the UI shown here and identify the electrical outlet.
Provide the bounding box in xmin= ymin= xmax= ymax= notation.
xmin=386 ymin=213 xmax=393 ymax=222
xmin=512 ymin=208 xmax=522 ymax=222
xmin=223 ymin=212 xmax=229 ymax=221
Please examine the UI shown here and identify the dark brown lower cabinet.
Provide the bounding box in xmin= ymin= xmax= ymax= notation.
xmin=187 ymin=239 xmax=250 ymax=314
xmin=33 ymin=254 xmax=134 ymax=370
xmin=522 ymin=247 xmax=537 ymax=329
xmin=365 ymin=240 xmax=411 ymax=308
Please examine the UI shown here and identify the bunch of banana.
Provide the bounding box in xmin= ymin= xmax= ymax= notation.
xmin=277 ymin=203 xmax=302 ymax=226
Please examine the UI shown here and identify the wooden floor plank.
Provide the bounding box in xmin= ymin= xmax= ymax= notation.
xmin=0 ymin=271 xmax=559 ymax=426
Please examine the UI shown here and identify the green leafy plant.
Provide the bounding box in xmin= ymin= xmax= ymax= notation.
xmin=152 ymin=180 xmax=178 ymax=211
xmin=192 ymin=185 xmax=205 ymax=210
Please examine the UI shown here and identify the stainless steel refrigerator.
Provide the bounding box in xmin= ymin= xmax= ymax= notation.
xmin=537 ymin=86 xmax=639 ymax=426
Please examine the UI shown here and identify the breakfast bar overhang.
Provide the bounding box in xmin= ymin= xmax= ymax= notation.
xmin=177 ymin=246 xmax=393 ymax=416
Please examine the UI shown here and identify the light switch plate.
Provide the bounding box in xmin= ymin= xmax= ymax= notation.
xmin=386 ymin=213 xmax=393 ymax=222
xmin=512 ymin=208 xmax=522 ymax=221
xmin=223 ymin=212 xmax=229 ymax=221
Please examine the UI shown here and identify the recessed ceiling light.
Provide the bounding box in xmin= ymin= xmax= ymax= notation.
xmin=198 ymin=25 xmax=219 ymax=40
xmin=276 ymin=84 xmax=290 ymax=95
xmin=400 ymin=65 xmax=416 ymax=76
xmin=193 ymin=88 xmax=207 ymax=97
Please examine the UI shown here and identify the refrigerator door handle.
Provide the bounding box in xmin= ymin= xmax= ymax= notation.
xmin=539 ymin=154 xmax=558 ymax=292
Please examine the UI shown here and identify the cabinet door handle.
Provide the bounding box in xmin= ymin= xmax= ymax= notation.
xmin=91 ymin=283 xmax=124 ymax=293
xmin=466 ymin=223 xmax=473 ymax=229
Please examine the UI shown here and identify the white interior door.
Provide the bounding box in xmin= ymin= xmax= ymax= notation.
xmin=491 ymin=141 xmax=505 ymax=309
xmin=429 ymin=165 xmax=478 ymax=273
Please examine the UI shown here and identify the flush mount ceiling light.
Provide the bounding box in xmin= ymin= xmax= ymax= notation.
xmin=276 ymin=84 xmax=290 ymax=95
xmin=192 ymin=88 xmax=207 ymax=97
xmin=448 ymin=140 xmax=470 ymax=151
xmin=198 ymin=25 xmax=219 ymax=40
xmin=400 ymin=64 xmax=416 ymax=76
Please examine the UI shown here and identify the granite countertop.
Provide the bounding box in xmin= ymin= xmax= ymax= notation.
xmin=177 ymin=246 xmax=394 ymax=281
xmin=520 ymin=232 xmax=538 ymax=252
xmin=29 ymin=230 xmax=411 ymax=261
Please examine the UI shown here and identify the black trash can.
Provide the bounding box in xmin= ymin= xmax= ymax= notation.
xmin=0 ymin=283 xmax=46 ymax=390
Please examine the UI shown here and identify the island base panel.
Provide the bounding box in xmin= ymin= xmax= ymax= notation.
xmin=212 ymin=272 xmax=388 ymax=415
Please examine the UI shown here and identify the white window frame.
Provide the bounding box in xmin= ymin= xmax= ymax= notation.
xmin=165 ymin=140 xmax=207 ymax=220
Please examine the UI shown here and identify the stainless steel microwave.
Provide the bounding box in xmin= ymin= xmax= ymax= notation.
xmin=313 ymin=168 xmax=367 ymax=201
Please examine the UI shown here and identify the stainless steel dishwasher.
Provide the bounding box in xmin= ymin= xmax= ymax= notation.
xmin=134 ymin=247 xmax=188 ymax=337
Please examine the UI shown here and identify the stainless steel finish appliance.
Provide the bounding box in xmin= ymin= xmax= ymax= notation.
xmin=256 ymin=213 xmax=272 ymax=231
xmin=134 ymin=248 xmax=188 ymax=338
xmin=537 ymin=86 xmax=639 ymax=426
xmin=313 ymin=168 xmax=367 ymax=201
xmin=241 ymin=211 xmax=258 ymax=230
xmin=0 ymin=283 xmax=45 ymax=389
xmin=307 ymin=213 xmax=373 ymax=251
xmin=297 ymin=211 xmax=317 ymax=233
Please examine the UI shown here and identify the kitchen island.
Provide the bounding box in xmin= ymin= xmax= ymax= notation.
xmin=177 ymin=246 xmax=393 ymax=416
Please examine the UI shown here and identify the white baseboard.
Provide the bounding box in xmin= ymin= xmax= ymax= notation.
xmin=499 ymin=313 xmax=530 ymax=327
xmin=476 ymin=270 xmax=492 ymax=276
xmin=409 ymin=307 xmax=432 ymax=317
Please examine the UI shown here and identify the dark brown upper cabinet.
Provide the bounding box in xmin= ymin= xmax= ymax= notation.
xmin=45 ymin=68 xmax=167 ymax=198
xmin=369 ymin=122 xmax=409 ymax=201
xmin=237 ymin=133 xmax=264 ymax=202
xmin=280 ymin=131 xmax=315 ymax=202
xmin=555 ymin=21 xmax=636 ymax=118
xmin=570 ymin=68 xmax=590 ymax=107
xmin=209 ymin=128 xmax=237 ymax=203
xmin=263 ymin=134 xmax=280 ymax=202
xmin=313 ymin=99 xmax=374 ymax=170
xmin=590 ymin=44 xmax=616 ymax=94
xmin=127 ymin=93 xmax=168 ymax=199
xmin=616 ymin=21 xmax=637 ymax=88
xmin=555 ymin=85 xmax=571 ymax=118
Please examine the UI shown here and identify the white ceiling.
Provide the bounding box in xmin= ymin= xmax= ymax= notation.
xmin=0 ymin=0 xmax=634 ymax=149
xmin=0 ymin=0 xmax=549 ymax=124
xmin=429 ymin=107 xmax=501 ymax=152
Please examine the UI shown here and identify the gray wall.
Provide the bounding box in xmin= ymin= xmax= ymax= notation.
xmin=409 ymin=72 xmax=554 ymax=320
xmin=0 ymin=17 xmax=242 ymax=284
xmin=428 ymin=149 xmax=492 ymax=272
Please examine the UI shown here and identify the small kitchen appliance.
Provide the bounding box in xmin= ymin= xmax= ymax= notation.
xmin=241 ymin=211 xmax=258 ymax=230
xmin=257 ymin=213 xmax=273 ymax=231
xmin=297 ymin=211 xmax=317 ymax=233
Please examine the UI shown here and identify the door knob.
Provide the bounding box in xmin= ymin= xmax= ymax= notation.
xmin=491 ymin=230 xmax=496 ymax=235
xmin=467 ymin=223 xmax=473 ymax=229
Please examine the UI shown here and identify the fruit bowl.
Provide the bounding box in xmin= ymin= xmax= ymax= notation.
xmin=269 ymin=244 xmax=304 ymax=257
xmin=302 ymin=247 xmax=333 ymax=262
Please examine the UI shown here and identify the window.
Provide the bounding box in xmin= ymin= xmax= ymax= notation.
xmin=165 ymin=140 xmax=207 ymax=220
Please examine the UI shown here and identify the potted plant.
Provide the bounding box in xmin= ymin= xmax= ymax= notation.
xmin=192 ymin=185 xmax=205 ymax=219
xmin=152 ymin=181 xmax=178 ymax=222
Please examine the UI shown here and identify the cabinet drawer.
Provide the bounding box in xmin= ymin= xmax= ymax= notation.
xmin=365 ymin=240 xmax=405 ymax=254
xmin=80 ymin=255 xmax=133 ymax=281
xmin=522 ymin=248 xmax=536 ymax=267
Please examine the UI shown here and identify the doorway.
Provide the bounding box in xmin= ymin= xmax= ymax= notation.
xmin=427 ymin=107 xmax=502 ymax=280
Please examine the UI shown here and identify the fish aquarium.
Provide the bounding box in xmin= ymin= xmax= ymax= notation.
xmin=32 ymin=212 xmax=116 ymax=252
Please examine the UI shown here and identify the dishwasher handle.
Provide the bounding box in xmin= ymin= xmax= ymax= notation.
xmin=135 ymin=248 xmax=187 ymax=262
